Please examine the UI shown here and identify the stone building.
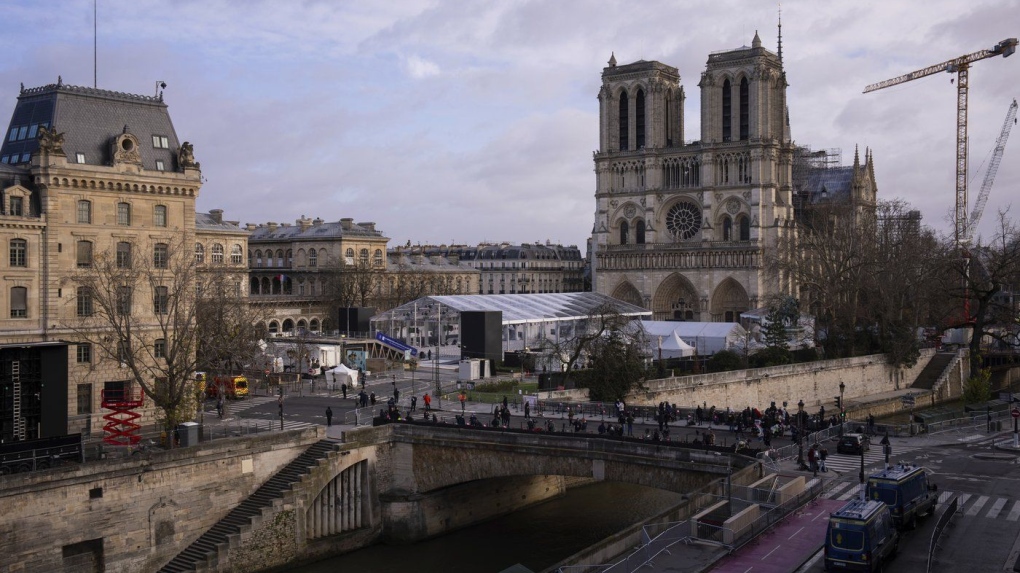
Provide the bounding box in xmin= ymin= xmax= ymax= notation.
xmin=0 ymin=79 xmax=202 ymax=439
xmin=591 ymin=33 xmax=799 ymax=322
xmin=195 ymin=208 xmax=249 ymax=301
xmin=419 ymin=242 xmax=584 ymax=295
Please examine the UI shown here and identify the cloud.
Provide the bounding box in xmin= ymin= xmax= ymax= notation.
xmin=404 ymin=54 xmax=441 ymax=79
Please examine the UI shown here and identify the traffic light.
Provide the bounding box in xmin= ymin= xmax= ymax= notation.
xmin=835 ymin=396 xmax=842 ymax=410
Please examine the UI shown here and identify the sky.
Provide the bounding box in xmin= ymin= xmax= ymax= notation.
xmin=1 ymin=0 xmax=1018 ymax=251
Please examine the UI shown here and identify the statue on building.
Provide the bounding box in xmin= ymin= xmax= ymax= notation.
xmin=178 ymin=141 xmax=200 ymax=170
xmin=37 ymin=126 xmax=65 ymax=156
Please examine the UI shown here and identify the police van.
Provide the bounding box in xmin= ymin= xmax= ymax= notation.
xmin=866 ymin=464 xmax=938 ymax=529
xmin=824 ymin=499 xmax=899 ymax=572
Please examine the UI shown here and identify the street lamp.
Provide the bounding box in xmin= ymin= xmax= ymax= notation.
xmin=839 ymin=380 xmax=846 ymax=436
xmin=796 ymin=399 xmax=806 ymax=470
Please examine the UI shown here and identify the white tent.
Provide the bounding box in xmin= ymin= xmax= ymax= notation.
xmin=326 ymin=364 xmax=357 ymax=389
xmin=641 ymin=321 xmax=748 ymax=355
xmin=654 ymin=331 xmax=696 ymax=358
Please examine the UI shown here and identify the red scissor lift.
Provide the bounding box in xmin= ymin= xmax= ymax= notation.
xmin=101 ymin=388 xmax=145 ymax=446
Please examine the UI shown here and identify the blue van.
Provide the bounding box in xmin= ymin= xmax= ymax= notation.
xmin=866 ymin=465 xmax=938 ymax=529
xmin=825 ymin=499 xmax=899 ymax=572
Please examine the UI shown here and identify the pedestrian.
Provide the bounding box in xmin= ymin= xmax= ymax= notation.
xmin=370 ymin=392 xmax=376 ymax=406
xmin=341 ymin=382 xmax=348 ymax=399
xmin=459 ymin=391 xmax=467 ymax=412
xmin=394 ymin=387 xmax=400 ymax=403
xmin=626 ymin=412 xmax=634 ymax=437
xmin=808 ymin=445 xmax=818 ymax=477
xmin=411 ymin=395 xmax=418 ymax=412
xmin=524 ymin=401 xmax=531 ymax=420
xmin=820 ymin=445 xmax=828 ymax=472
xmin=424 ymin=392 xmax=432 ymax=413
xmin=216 ymin=396 xmax=224 ymax=419
xmin=326 ymin=406 xmax=333 ymax=427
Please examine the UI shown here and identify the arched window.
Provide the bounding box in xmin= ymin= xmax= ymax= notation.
xmin=359 ymin=248 xmax=369 ymax=264
xmin=310 ymin=318 xmax=320 ymax=332
xmin=618 ymin=91 xmax=629 ymax=151
xmin=10 ymin=286 xmax=27 ymax=318
xmin=739 ymin=215 xmax=750 ymax=241
xmin=345 ymin=248 xmax=354 ymax=263
xmin=195 ymin=243 xmax=205 ymax=264
xmin=287 ymin=249 xmax=293 ymax=267
xmin=268 ymin=321 xmax=279 ymax=334
xmin=636 ymin=220 xmax=646 ymax=244
xmin=739 ymin=77 xmax=750 ymax=141
xmin=723 ymin=216 xmax=733 ymax=241
xmin=619 ymin=220 xmax=629 ymax=245
xmin=276 ymin=249 xmax=284 ymax=267
xmin=211 ymin=244 xmax=224 ymax=264
xmin=309 ymin=250 xmax=317 ymax=267
xmin=722 ymin=79 xmax=732 ymax=142
xmin=231 ymin=245 xmax=243 ymax=264
xmin=250 ymin=277 xmax=259 ymax=295
xmin=374 ymin=249 xmax=383 ymax=266
xmin=635 ymin=88 xmax=645 ymax=148
xmin=282 ymin=319 xmax=294 ymax=334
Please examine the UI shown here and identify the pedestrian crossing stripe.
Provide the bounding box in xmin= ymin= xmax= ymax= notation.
xmin=823 ymin=487 xmax=1019 ymax=522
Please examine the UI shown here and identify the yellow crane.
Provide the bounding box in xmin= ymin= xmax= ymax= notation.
xmin=864 ymin=38 xmax=1017 ymax=246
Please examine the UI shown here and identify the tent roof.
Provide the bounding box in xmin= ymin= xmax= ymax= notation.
xmin=373 ymin=293 xmax=651 ymax=325
xmin=641 ymin=320 xmax=747 ymax=339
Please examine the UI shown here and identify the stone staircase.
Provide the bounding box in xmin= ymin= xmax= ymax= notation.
xmin=158 ymin=439 xmax=339 ymax=573
xmin=911 ymin=352 xmax=956 ymax=390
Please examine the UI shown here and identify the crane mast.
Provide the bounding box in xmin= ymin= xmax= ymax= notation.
xmin=864 ymin=38 xmax=1017 ymax=247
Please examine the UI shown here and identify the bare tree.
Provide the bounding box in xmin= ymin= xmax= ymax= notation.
xmin=68 ymin=234 xmax=200 ymax=433
xmin=195 ymin=271 xmax=269 ymax=376
xmin=938 ymin=211 xmax=1020 ymax=377
xmin=320 ymin=257 xmax=380 ymax=329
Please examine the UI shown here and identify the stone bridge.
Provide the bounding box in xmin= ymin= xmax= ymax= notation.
xmin=222 ymin=422 xmax=764 ymax=572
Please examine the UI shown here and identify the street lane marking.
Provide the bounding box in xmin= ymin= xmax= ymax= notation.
xmin=1007 ymin=501 xmax=1020 ymax=522
xmin=986 ymin=497 xmax=1007 ymax=519
xmin=837 ymin=485 xmax=862 ymax=501
xmin=826 ymin=481 xmax=853 ymax=498
xmin=957 ymin=493 xmax=972 ymax=508
xmin=965 ymin=495 xmax=989 ymax=517
xmin=762 ymin=544 xmax=781 ymax=559
xmin=788 ymin=527 xmax=806 ymax=540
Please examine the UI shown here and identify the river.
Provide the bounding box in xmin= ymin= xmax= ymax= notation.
xmin=287 ymin=481 xmax=684 ymax=573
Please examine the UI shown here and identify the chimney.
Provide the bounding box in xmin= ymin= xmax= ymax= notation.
xmin=448 ymin=251 xmax=460 ymax=264
xmin=358 ymin=222 xmax=376 ymax=232
xmin=297 ymin=215 xmax=312 ymax=231
xmin=245 ymin=223 xmax=258 ymax=231
xmin=209 ymin=209 xmax=223 ymax=223
xmin=267 ymin=222 xmax=278 ymax=232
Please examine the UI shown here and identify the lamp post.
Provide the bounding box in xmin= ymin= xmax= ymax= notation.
xmin=839 ymin=380 xmax=846 ymax=436
xmin=796 ymin=399 xmax=806 ymax=470
xmin=434 ymin=302 xmax=442 ymax=407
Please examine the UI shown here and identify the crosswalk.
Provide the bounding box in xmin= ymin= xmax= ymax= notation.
xmin=821 ymin=480 xmax=1020 ymax=522
xmin=204 ymin=397 xmax=316 ymax=433
xmin=815 ymin=446 xmax=920 ymax=474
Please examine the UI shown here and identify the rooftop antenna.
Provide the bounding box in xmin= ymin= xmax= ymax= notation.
xmin=777 ymin=3 xmax=783 ymax=64
xmin=93 ymin=0 xmax=98 ymax=87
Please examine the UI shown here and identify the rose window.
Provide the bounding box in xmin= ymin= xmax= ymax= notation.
xmin=666 ymin=201 xmax=701 ymax=240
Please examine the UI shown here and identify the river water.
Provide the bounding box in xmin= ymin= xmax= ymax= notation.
xmin=287 ymin=482 xmax=683 ymax=573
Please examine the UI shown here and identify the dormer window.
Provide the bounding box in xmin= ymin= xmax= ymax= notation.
xmin=152 ymin=135 xmax=169 ymax=149
xmin=76 ymin=152 xmax=86 ymax=164
xmin=155 ymin=160 xmax=165 ymax=171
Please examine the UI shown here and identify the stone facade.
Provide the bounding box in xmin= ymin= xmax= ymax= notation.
xmin=592 ymin=35 xmax=798 ymax=321
xmin=0 ymin=81 xmax=203 ymax=439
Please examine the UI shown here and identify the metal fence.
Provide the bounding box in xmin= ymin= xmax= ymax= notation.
xmin=927 ymin=496 xmax=959 ymax=573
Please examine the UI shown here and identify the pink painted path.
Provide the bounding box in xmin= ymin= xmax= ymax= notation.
xmin=709 ymin=499 xmax=846 ymax=573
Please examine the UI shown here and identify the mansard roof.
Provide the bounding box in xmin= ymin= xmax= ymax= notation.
xmin=247 ymin=219 xmax=388 ymax=242
xmin=1 ymin=79 xmax=182 ymax=172
xmin=196 ymin=211 xmax=248 ymax=235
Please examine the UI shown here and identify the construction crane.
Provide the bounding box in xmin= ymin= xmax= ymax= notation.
xmin=864 ymin=38 xmax=1018 ymax=247
xmin=965 ymin=98 xmax=1018 ymax=245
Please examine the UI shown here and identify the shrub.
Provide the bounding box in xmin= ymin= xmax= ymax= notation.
xmin=707 ymin=350 xmax=744 ymax=373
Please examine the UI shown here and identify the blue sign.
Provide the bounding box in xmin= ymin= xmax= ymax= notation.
xmin=375 ymin=331 xmax=418 ymax=357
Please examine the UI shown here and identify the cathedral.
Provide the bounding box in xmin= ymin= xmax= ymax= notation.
xmin=591 ymin=31 xmax=876 ymax=322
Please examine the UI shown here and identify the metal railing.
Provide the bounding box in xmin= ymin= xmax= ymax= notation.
xmin=927 ymin=496 xmax=958 ymax=573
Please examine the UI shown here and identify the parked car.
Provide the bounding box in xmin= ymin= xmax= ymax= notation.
xmin=837 ymin=433 xmax=870 ymax=455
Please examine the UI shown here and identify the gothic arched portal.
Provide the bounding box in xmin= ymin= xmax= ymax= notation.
xmin=611 ymin=281 xmax=643 ymax=309
xmin=652 ymin=273 xmax=700 ymax=321
xmin=711 ymin=278 xmax=750 ymax=322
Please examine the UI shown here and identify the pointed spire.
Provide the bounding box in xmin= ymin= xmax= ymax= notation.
xmin=853 ymin=144 xmax=860 ymax=168
xmin=777 ymin=3 xmax=784 ymax=63
xmin=608 ymin=52 xmax=617 ymax=67
xmin=752 ymin=30 xmax=762 ymax=49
